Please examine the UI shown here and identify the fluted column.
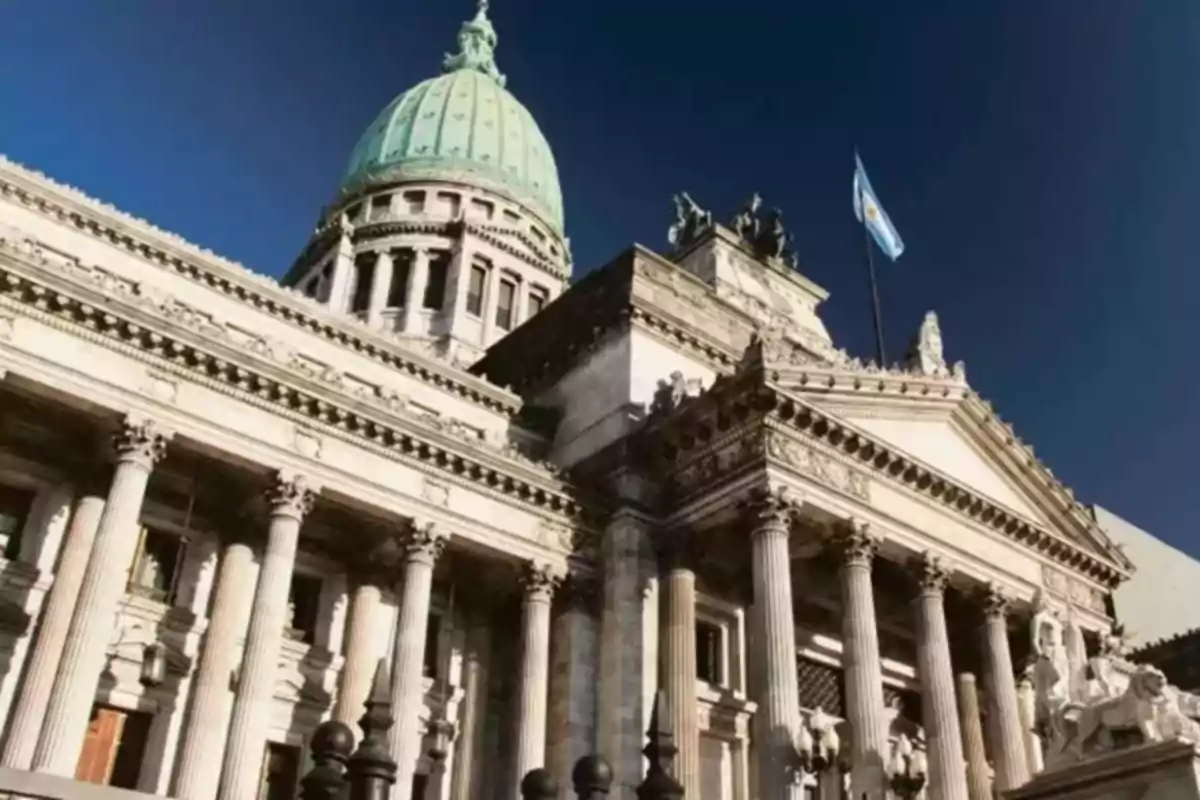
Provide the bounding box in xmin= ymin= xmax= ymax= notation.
xmin=32 ymin=417 xmax=170 ymax=776
xmin=748 ymin=489 xmax=802 ymax=800
xmin=390 ymin=522 xmax=447 ymax=800
xmin=2 ymin=471 xmax=106 ymax=770
xmin=513 ymin=562 xmax=561 ymax=798
xmin=174 ymin=530 xmax=258 ymax=800
xmin=956 ymin=674 xmax=991 ymax=800
xmin=832 ymin=521 xmax=887 ymax=800
xmin=1015 ymin=672 xmax=1043 ymax=774
xmin=979 ymin=586 xmax=1029 ymax=792
xmin=335 ymin=578 xmax=386 ymax=728
xmin=910 ymin=555 xmax=968 ymax=800
xmin=329 ymin=221 xmax=355 ymax=313
xmin=452 ymin=602 xmax=493 ymax=800
xmin=217 ymin=473 xmax=316 ymax=800
xmin=659 ymin=533 xmax=699 ymax=800
xmin=402 ymin=247 xmax=431 ymax=332
xmin=367 ymin=250 xmax=395 ymax=329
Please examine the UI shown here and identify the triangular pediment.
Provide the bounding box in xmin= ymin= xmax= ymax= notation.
xmin=828 ymin=408 xmax=1051 ymax=525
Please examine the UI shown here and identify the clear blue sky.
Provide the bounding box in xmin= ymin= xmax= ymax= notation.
xmin=2 ymin=1 xmax=1197 ymax=555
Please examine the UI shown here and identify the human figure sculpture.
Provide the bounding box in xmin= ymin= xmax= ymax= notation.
xmin=754 ymin=208 xmax=789 ymax=260
xmin=667 ymin=192 xmax=712 ymax=249
xmin=732 ymin=192 xmax=762 ymax=245
xmin=906 ymin=311 xmax=948 ymax=377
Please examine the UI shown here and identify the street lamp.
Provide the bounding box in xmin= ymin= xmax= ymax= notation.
xmin=887 ymin=734 xmax=927 ymax=800
xmin=140 ymin=642 xmax=167 ymax=688
xmin=793 ymin=708 xmax=842 ymax=783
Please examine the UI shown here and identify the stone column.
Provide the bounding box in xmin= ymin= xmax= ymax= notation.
xmin=546 ymin=575 xmax=599 ymax=796
xmin=173 ymin=530 xmax=258 ymax=800
xmin=391 ymin=522 xmax=447 ymax=800
xmin=32 ymin=417 xmax=170 ymax=776
xmin=832 ymin=521 xmax=887 ymax=800
xmin=909 ymin=554 xmax=968 ymax=800
xmin=1015 ymin=672 xmax=1043 ymax=774
xmin=334 ymin=577 xmax=386 ymax=729
xmin=956 ymin=673 xmax=992 ymax=800
xmin=480 ymin=263 xmax=502 ymax=342
xmin=403 ymin=247 xmax=431 ymax=332
xmin=979 ymin=586 xmax=1029 ymax=792
xmin=748 ymin=489 xmax=802 ymax=800
xmin=216 ymin=473 xmax=316 ymax=800
xmin=598 ymin=503 xmax=655 ymax=800
xmin=660 ymin=533 xmax=700 ymax=800
xmin=1 ymin=471 xmax=107 ymax=770
xmin=452 ymin=601 xmax=492 ymax=800
xmin=513 ymin=562 xmax=560 ymax=798
xmin=367 ymin=249 xmax=395 ymax=330
xmin=329 ymin=221 xmax=355 ymax=313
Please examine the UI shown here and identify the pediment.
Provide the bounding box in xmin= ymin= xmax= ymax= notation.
xmin=832 ymin=409 xmax=1051 ymax=526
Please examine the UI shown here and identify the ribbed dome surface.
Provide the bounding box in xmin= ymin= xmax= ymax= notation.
xmin=342 ymin=70 xmax=562 ymax=233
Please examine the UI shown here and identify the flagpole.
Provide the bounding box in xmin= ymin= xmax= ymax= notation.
xmin=860 ymin=182 xmax=887 ymax=367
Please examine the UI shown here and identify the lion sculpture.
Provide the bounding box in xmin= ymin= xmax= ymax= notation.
xmin=1059 ymin=665 xmax=1199 ymax=760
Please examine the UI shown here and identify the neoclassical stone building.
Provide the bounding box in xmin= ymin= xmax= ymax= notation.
xmin=0 ymin=4 xmax=1134 ymax=800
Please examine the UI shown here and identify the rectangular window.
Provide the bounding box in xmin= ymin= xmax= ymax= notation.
xmin=495 ymin=278 xmax=516 ymax=331
xmin=388 ymin=250 xmax=412 ymax=308
xmin=0 ymin=484 xmax=34 ymax=561
xmin=696 ymin=621 xmax=724 ymax=686
xmin=423 ymin=612 xmax=442 ymax=679
xmin=345 ymin=203 xmax=362 ymax=223
xmin=403 ymin=190 xmax=426 ymax=214
xmin=423 ymin=251 xmax=450 ymax=310
xmin=530 ymin=226 xmax=546 ymax=243
xmin=527 ymin=286 xmax=548 ymax=318
xmin=259 ymin=742 xmax=301 ymax=800
xmin=437 ymin=191 xmax=461 ymax=219
xmin=502 ymin=209 xmax=521 ymax=224
xmin=466 ymin=262 xmax=488 ymax=316
xmin=303 ymin=275 xmax=320 ymax=299
xmin=350 ymin=255 xmax=375 ymax=313
xmin=128 ymin=527 xmax=184 ymax=605
xmin=369 ymin=194 xmax=391 ymax=220
xmin=470 ymin=198 xmax=495 ymax=220
xmin=412 ymin=773 xmax=429 ymax=800
xmin=286 ymin=574 xmax=323 ymax=646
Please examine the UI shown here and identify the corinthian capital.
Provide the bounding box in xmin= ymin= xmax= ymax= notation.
xmin=910 ymin=551 xmax=951 ymax=596
xmin=830 ymin=519 xmax=877 ymax=568
xmin=113 ymin=415 xmax=172 ymax=469
xmin=744 ymin=486 xmax=798 ymax=534
xmin=265 ymin=471 xmax=317 ymax=521
xmin=402 ymin=520 xmax=447 ymax=566
xmin=980 ymin=583 xmax=1013 ymax=618
xmin=521 ymin=561 xmax=565 ymax=603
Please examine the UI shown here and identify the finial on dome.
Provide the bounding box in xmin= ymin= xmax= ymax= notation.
xmin=444 ymin=0 xmax=507 ymax=87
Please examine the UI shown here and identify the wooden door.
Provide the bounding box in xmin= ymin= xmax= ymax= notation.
xmin=75 ymin=705 xmax=151 ymax=789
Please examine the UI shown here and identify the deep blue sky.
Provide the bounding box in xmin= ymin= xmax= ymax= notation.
xmin=2 ymin=2 xmax=1197 ymax=556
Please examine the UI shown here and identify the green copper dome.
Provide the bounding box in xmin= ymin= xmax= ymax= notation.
xmin=342 ymin=1 xmax=564 ymax=233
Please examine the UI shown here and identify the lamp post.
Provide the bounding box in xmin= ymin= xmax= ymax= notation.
xmin=792 ymin=708 xmax=843 ymax=785
xmin=886 ymin=734 xmax=927 ymax=800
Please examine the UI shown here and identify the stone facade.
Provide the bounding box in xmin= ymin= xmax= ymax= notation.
xmin=0 ymin=5 xmax=1139 ymax=800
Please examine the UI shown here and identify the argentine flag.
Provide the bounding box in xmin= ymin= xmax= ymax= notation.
xmin=853 ymin=153 xmax=905 ymax=261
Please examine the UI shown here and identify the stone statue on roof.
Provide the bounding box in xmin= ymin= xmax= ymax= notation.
xmin=754 ymin=208 xmax=789 ymax=261
xmin=732 ymin=192 xmax=762 ymax=245
xmin=905 ymin=311 xmax=948 ymax=378
xmin=668 ymin=192 xmax=713 ymax=249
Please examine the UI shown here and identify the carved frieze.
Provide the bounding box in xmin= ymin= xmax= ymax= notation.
xmin=421 ymin=477 xmax=450 ymax=507
xmin=671 ymin=436 xmax=764 ymax=499
xmin=765 ymin=431 xmax=870 ymax=500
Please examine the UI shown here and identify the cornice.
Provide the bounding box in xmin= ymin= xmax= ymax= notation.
xmin=0 ymin=157 xmax=518 ymax=416
xmin=0 ymin=242 xmax=600 ymax=530
xmin=643 ymin=369 xmax=1128 ymax=588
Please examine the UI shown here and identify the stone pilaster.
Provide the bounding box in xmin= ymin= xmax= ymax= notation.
xmin=367 ymin=250 xmax=395 ymax=329
xmin=659 ymin=531 xmax=700 ymax=800
xmin=598 ymin=506 xmax=655 ymax=800
xmin=174 ymin=530 xmax=258 ymax=800
xmin=1015 ymin=671 xmax=1043 ymax=774
xmin=513 ymin=561 xmax=561 ymax=798
xmin=909 ymin=554 xmax=968 ymax=800
xmin=956 ymin=673 xmax=992 ymax=800
xmin=452 ymin=602 xmax=493 ymax=800
xmin=32 ymin=417 xmax=170 ymax=776
xmin=403 ymin=247 xmax=431 ymax=333
xmin=979 ymin=585 xmax=1029 ymax=792
xmin=748 ymin=489 xmax=802 ymax=800
xmin=1 ymin=472 xmax=107 ymax=770
xmin=335 ymin=579 xmax=386 ymax=729
xmin=546 ymin=575 xmax=599 ymax=798
xmin=390 ymin=521 xmax=448 ymax=800
xmin=832 ymin=520 xmax=887 ymax=800
xmin=216 ymin=473 xmax=316 ymax=800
